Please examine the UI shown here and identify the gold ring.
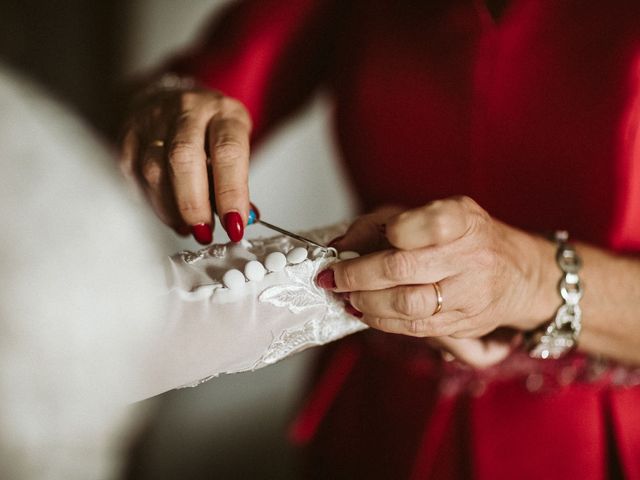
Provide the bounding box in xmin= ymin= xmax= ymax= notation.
xmin=432 ymin=282 xmax=443 ymax=315
xmin=149 ymin=139 xmax=165 ymax=148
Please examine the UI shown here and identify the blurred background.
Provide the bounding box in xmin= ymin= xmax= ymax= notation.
xmin=0 ymin=1 xmax=356 ymax=478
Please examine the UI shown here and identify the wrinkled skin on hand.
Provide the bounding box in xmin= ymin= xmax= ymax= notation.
xmin=119 ymin=87 xmax=252 ymax=243
xmin=326 ymin=197 xmax=553 ymax=368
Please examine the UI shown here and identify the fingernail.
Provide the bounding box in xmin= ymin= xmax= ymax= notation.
xmin=224 ymin=212 xmax=244 ymax=242
xmin=176 ymin=225 xmax=190 ymax=237
xmin=316 ymin=269 xmax=336 ymax=289
xmin=248 ymin=202 xmax=260 ymax=225
xmin=328 ymin=235 xmax=345 ymax=248
xmin=344 ymin=301 xmax=363 ymax=318
xmin=342 ymin=292 xmax=351 ymax=301
xmin=191 ymin=223 xmax=212 ymax=245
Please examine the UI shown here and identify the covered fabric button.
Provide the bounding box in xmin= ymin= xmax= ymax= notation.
xmin=244 ymin=260 xmax=266 ymax=282
xmin=286 ymin=247 xmax=308 ymax=264
xmin=222 ymin=269 xmax=246 ymax=290
xmin=264 ymin=251 xmax=287 ymax=272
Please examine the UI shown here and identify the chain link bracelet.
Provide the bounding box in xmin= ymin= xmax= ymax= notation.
xmin=528 ymin=230 xmax=583 ymax=359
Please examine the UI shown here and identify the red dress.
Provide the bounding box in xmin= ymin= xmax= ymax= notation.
xmin=171 ymin=0 xmax=640 ymax=478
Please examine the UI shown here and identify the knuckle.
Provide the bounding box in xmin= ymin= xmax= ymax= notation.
xmin=220 ymin=96 xmax=244 ymax=115
xmin=220 ymin=96 xmax=241 ymax=111
xmin=213 ymin=141 xmax=245 ymax=166
xmin=384 ymin=217 xmax=405 ymax=246
xmin=180 ymin=91 xmax=219 ymax=116
xmin=168 ymin=141 xmax=202 ymax=174
xmin=454 ymin=194 xmax=477 ymax=211
xmin=407 ymin=318 xmax=429 ymax=337
xmin=475 ymin=245 xmax=499 ymax=270
xmin=179 ymin=91 xmax=205 ymax=110
xmin=214 ymin=183 xmax=248 ymax=201
xmin=177 ymin=198 xmax=208 ymax=217
xmin=394 ymin=288 xmax=426 ymax=318
xmin=430 ymin=211 xmax=453 ymax=243
xmin=221 ymin=98 xmax=252 ymax=128
xmin=383 ymin=250 xmax=416 ymax=281
xmin=179 ymin=92 xmax=197 ymax=111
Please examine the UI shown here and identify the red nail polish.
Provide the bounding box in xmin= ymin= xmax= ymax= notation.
xmin=344 ymin=302 xmax=363 ymax=318
xmin=316 ymin=269 xmax=336 ymax=289
xmin=191 ymin=223 xmax=212 ymax=245
xmin=224 ymin=212 xmax=244 ymax=242
xmin=328 ymin=235 xmax=345 ymax=248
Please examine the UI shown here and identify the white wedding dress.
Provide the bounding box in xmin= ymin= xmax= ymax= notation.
xmin=0 ymin=64 xmax=364 ymax=479
xmin=139 ymin=228 xmax=366 ymax=400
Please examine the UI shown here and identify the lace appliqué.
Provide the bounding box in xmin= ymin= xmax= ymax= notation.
xmin=254 ymin=258 xmax=366 ymax=368
xmin=177 ymin=244 xmax=227 ymax=264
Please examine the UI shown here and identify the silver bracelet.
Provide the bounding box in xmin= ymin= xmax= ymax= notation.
xmin=529 ymin=230 xmax=583 ymax=359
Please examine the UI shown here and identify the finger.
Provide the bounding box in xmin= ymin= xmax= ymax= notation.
xmin=350 ymin=282 xmax=451 ymax=320
xmin=333 ymin=206 xmax=402 ymax=254
xmin=435 ymin=336 xmax=512 ymax=369
xmin=209 ymin=99 xmax=252 ymax=242
xmin=359 ymin=311 xmax=463 ymax=337
xmin=385 ymin=196 xmax=485 ymax=250
xmin=118 ymin=127 xmax=139 ymax=180
xmin=327 ymin=247 xmax=458 ymax=292
xmin=168 ymin=102 xmax=214 ymax=238
xmin=140 ymin=142 xmax=186 ymax=231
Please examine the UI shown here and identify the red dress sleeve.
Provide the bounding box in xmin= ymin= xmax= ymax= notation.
xmin=167 ymin=0 xmax=341 ymax=142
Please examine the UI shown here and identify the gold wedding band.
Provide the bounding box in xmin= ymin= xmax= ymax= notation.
xmin=432 ymin=282 xmax=443 ymax=315
xmin=149 ymin=139 xmax=165 ymax=148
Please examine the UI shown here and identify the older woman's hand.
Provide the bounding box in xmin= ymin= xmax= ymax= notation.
xmin=119 ymin=87 xmax=252 ymax=244
xmin=321 ymin=196 xmax=557 ymax=340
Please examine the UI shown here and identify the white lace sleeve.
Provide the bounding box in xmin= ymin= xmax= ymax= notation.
xmin=135 ymin=223 xmax=367 ymax=400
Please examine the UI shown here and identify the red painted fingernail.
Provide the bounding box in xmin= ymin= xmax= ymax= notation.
xmin=176 ymin=225 xmax=190 ymax=236
xmin=344 ymin=301 xmax=363 ymax=318
xmin=224 ymin=212 xmax=244 ymax=242
xmin=316 ymin=269 xmax=336 ymax=289
xmin=191 ymin=223 xmax=212 ymax=245
xmin=328 ymin=235 xmax=345 ymax=248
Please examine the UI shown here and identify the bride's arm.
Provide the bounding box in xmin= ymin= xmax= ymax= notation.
xmin=135 ymin=224 xmax=366 ymax=401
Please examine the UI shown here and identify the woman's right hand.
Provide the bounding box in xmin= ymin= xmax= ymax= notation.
xmin=118 ymin=86 xmax=252 ymax=244
xmin=333 ymin=207 xmax=521 ymax=369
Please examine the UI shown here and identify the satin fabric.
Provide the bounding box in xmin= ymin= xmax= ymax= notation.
xmin=171 ymin=0 xmax=640 ymax=477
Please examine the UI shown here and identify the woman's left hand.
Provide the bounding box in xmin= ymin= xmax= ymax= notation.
xmin=320 ymin=196 xmax=557 ymax=339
